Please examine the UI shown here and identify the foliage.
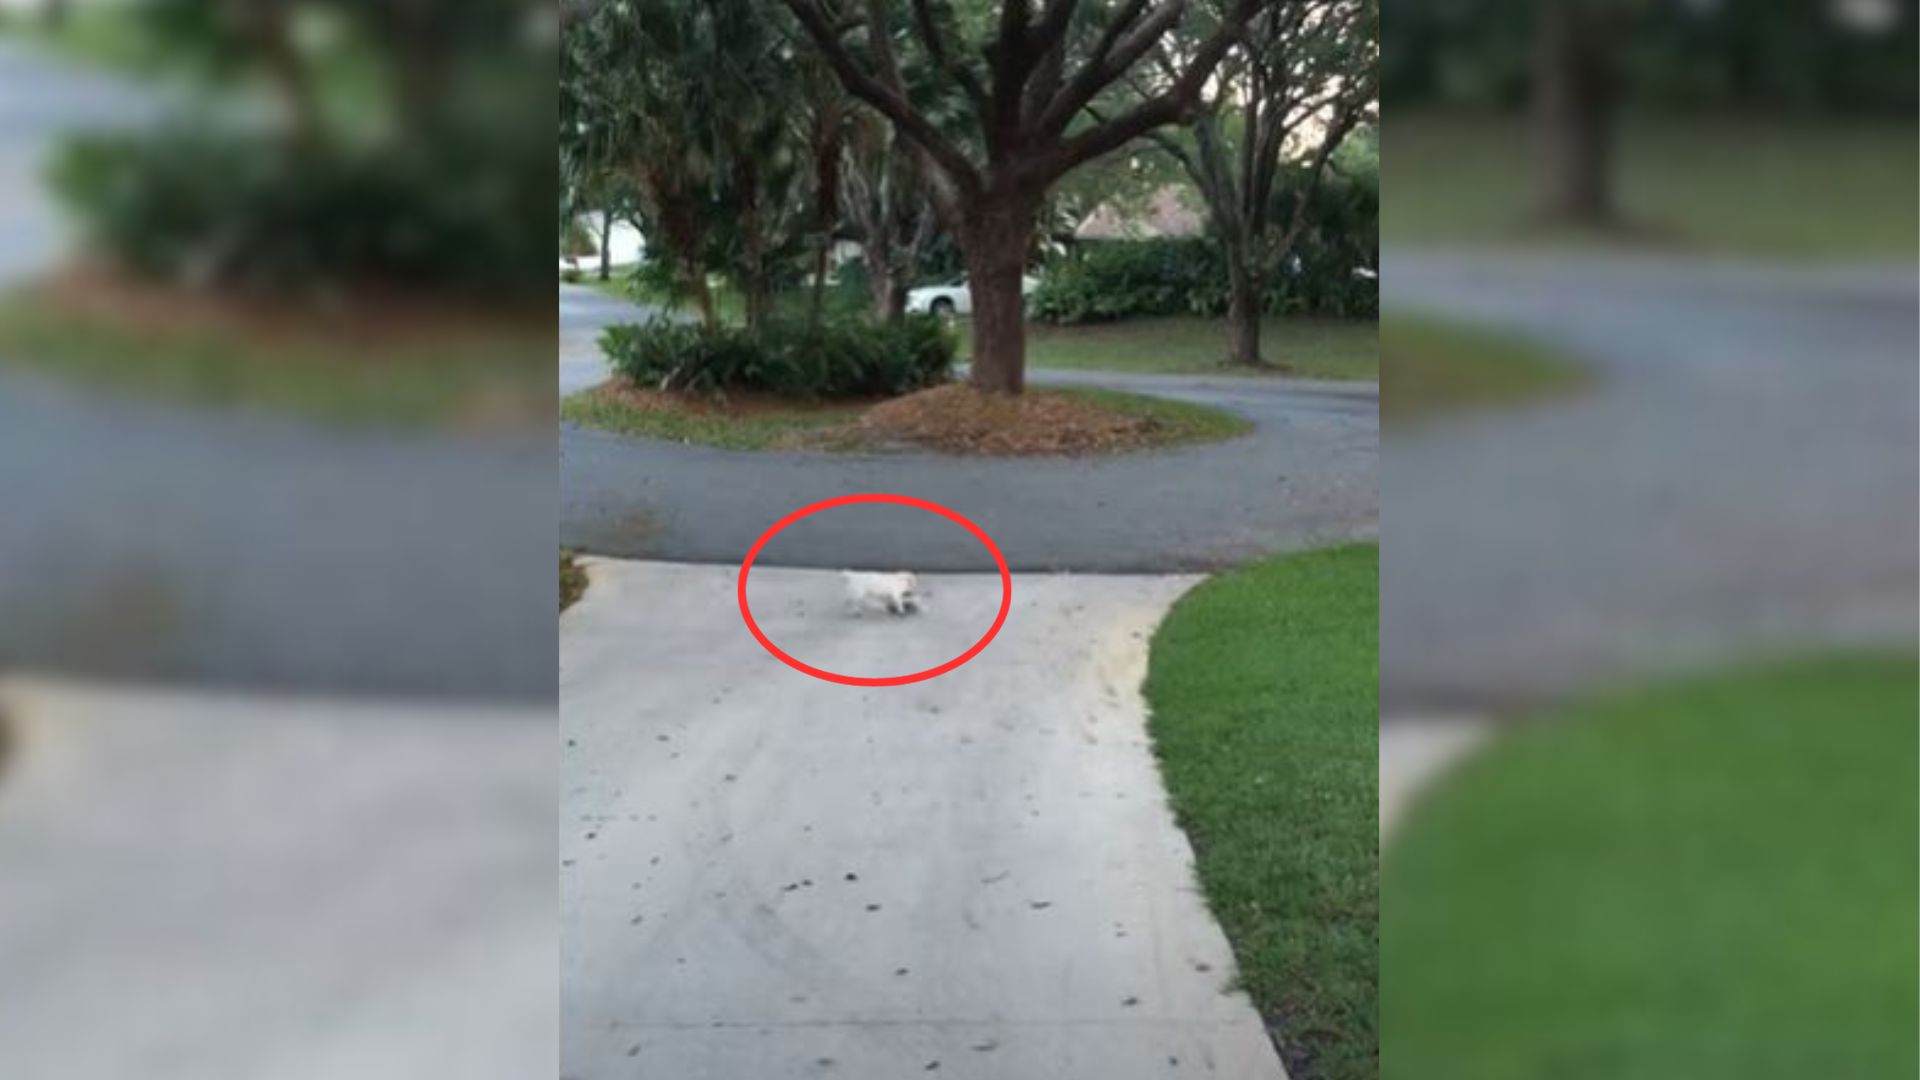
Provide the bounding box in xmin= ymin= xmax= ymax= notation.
xmin=44 ymin=0 xmax=549 ymax=298
xmin=562 ymin=218 xmax=597 ymax=258
xmin=601 ymin=315 xmax=955 ymax=399
xmin=51 ymin=126 xmax=549 ymax=295
xmin=1032 ymin=203 xmax=1377 ymax=325
xmin=563 ymin=0 xmax=820 ymax=327
xmin=1384 ymin=0 xmax=1916 ymax=114
xmin=969 ymin=315 xmax=1379 ymax=380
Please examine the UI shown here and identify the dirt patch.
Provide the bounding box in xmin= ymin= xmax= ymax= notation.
xmin=35 ymin=262 xmax=551 ymax=356
xmin=811 ymin=384 xmax=1176 ymax=456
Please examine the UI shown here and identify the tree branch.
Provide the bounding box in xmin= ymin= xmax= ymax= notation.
xmin=911 ymin=0 xmax=990 ymax=118
xmin=781 ymin=0 xmax=980 ymax=198
xmin=1040 ymin=0 xmax=1261 ymax=179
xmin=1032 ymin=0 xmax=1165 ymax=135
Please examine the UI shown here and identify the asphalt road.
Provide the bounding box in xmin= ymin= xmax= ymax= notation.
xmin=559 ymin=280 xmax=673 ymax=395
xmin=559 ymin=293 xmax=1379 ymax=573
xmin=0 ymin=43 xmax=557 ymax=701
xmin=1383 ymin=249 xmax=1918 ymax=711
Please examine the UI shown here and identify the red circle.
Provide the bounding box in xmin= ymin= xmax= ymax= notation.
xmin=737 ymin=493 xmax=1012 ymax=686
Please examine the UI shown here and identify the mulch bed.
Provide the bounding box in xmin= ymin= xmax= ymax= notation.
xmin=32 ymin=262 xmax=551 ymax=359
xmin=816 ymin=383 xmax=1165 ymax=455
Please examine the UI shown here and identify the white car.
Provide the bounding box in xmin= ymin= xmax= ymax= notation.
xmin=905 ymin=274 xmax=1040 ymax=316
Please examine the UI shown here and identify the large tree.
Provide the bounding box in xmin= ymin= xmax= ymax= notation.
xmin=1530 ymin=0 xmax=1621 ymax=225
xmin=839 ymin=108 xmax=939 ymax=321
xmin=1139 ymin=0 xmax=1374 ymax=366
xmin=782 ymin=0 xmax=1264 ymax=394
xmin=564 ymin=0 xmax=814 ymax=330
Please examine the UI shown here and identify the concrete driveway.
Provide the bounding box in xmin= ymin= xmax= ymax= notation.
xmin=0 ymin=677 xmax=553 ymax=1080
xmin=561 ymin=558 xmax=1285 ymax=1080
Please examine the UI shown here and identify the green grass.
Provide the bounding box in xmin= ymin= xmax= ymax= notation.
xmin=1383 ymin=653 xmax=1918 ymax=1080
xmin=1386 ymin=111 xmax=1919 ymax=258
xmin=1050 ymin=385 xmax=1254 ymax=446
xmin=560 ymin=551 xmax=588 ymax=612
xmin=1381 ymin=315 xmax=1586 ymax=425
xmin=965 ymin=315 xmax=1379 ymax=380
xmin=0 ymin=290 xmax=549 ymax=429
xmin=1144 ymin=544 xmax=1379 ymax=1080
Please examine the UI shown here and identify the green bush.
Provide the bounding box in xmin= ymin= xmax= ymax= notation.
xmin=1031 ymin=236 xmax=1378 ymax=324
xmin=50 ymin=126 xmax=550 ymax=296
xmin=601 ymin=315 xmax=955 ymax=399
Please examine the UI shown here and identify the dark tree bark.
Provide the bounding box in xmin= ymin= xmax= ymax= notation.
xmin=959 ymin=191 xmax=1043 ymax=393
xmin=1224 ymin=240 xmax=1262 ymax=365
xmin=640 ymin=169 xmax=719 ymax=328
xmin=734 ymin=156 xmax=775 ymax=330
xmin=596 ymin=212 xmax=614 ymax=281
xmin=804 ymin=92 xmax=847 ymax=327
xmin=783 ymin=0 xmax=1259 ymax=393
xmin=1532 ymin=0 xmax=1616 ymax=225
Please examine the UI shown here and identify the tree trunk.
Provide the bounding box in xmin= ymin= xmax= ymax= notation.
xmin=1532 ymin=0 xmax=1615 ymax=225
xmin=808 ymin=234 xmax=832 ymax=327
xmin=1224 ymin=250 xmax=1263 ymax=367
xmin=960 ymin=195 xmax=1039 ymax=395
xmin=735 ymin=157 xmax=771 ymax=330
xmin=884 ymin=266 xmax=910 ymax=322
xmin=865 ymin=247 xmax=900 ymax=322
xmin=597 ymin=213 xmax=613 ymax=281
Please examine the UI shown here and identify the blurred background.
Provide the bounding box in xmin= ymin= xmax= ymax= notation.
xmin=0 ymin=1 xmax=554 ymax=1076
xmin=1378 ymin=1 xmax=1915 ymax=1078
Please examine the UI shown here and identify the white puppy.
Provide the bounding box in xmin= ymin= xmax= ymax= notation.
xmin=842 ymin=571 xmax=923 ymax=616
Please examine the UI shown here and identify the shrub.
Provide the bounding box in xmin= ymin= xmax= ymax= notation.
xmin=1030 ymin=238 xmax=1223 ymax=323
xmin=1031 ymin=237 xmax=1378 ymax=323
xmin=601 ymin=315 xmax=955 ymax=399
xmin=49 ymin=126 xmax=550 ymax=297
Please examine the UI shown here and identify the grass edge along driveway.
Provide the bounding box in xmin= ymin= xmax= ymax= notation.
xmin=1382 ymin=652 xmax=1918 ymax=1080
xmin=1144 ymin=543 xmax=1379 ymax=1080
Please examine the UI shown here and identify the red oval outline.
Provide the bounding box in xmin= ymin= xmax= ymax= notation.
xmin=737 ymin=493 xmax=1012 ymax=686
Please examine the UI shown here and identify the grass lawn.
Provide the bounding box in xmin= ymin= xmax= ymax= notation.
xmin=568 ymin=277 xmax=1378 ymax=382
xmin=1383 ymin=653 xmax=1918 ymax=1080
xmin=560 ymin=551 xmax=587 ymax=612
xmin=0 ymin=284 xmax=551 ymax=429
xmin=1045 ymin=385 xmax=1253 ymax=445
xmin=1143 ymin=543 xmax=1379 ymax=1080
xmin=560 ymin=381 xmax=1249 ymax=454
xmin=1385 ymin=111 xmax=1918 ymax=258
xmin=1381 ymin=315 xmax=1585 ymax=425
xmin=965 ymin=315 xmax=1379 ymax=380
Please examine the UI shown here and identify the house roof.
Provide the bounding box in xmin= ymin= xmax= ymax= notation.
xmin=1073 ymin=185 xmax=1206 ymax=240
